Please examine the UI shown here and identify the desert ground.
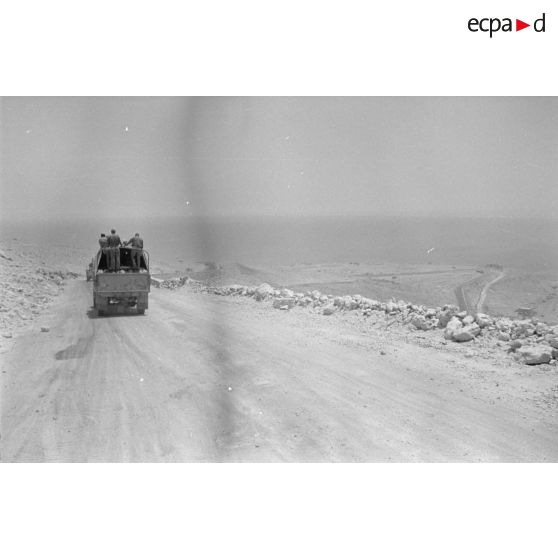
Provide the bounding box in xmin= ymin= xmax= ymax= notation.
xmin=1 ymin=239 xmax=558 ymax=462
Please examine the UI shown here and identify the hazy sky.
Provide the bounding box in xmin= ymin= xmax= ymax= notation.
xmin=1 ymin=97 xmax=557 ymax=220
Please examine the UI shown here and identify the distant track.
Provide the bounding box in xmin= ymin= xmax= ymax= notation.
xmin=454 ymin=283 xmax=474 ymax=315
xmin=454 ymin=268 xmax=506 ymax=315
xmin=477 ymin=269 xmax=506 ymax=314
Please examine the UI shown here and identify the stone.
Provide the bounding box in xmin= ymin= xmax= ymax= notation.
xmin=475 ymin=313 xmax=492 ymax=328
xmin=322 ymin=305 xmax=336 ymax=316
xmin=437 ymin=309 xmax=455 ymax=328
xmin=272 ymin=297 xmax=295 ymax=309
xmin=254 ymin=283 xmax=275 ymax=301
xmin=385 ymin=301 xmax=397 ymax=313
xmin=496 ymin=318 xmax=513 ymax=332
xmin=40 ymin=327 xmax=50 ymax=333
xmin=524 ymin=329 xmax=536 ymax=338
xmin=516 ymin=346 xmax=552 ymax=365
xmin=444 ymin=316 xmax=463 ymax=340
xmin=342 ymin=296 xmax=359 ymax=311
xmin=463 ymin=315 xmax=475 ymax=325
xmin=452 ymin=324 xmax=481 ymax=342
xmin=280 ymin=288 xmax=295 ymax=298
xmin=508 ymin=340 xmax=522 ymax=351
xmin=226 ymin=284 xmax=244 ymax=294
xmin=497 ymin=332 xmax=511 ymax=342
xmin=547 ymin=337 xmax=558 ymax=349
xmin=411 ymin=315 xmax=431 ymax=331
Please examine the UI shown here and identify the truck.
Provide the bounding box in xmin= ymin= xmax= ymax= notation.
xmin=92 ymin=247 xmax=150 ymax=315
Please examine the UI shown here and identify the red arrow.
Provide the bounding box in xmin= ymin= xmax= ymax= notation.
xmin=516 ymin=19 xmax=530 ymax=31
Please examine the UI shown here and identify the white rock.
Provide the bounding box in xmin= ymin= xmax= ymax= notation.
xmin=280 ymin=288 xmax=295 ymax=298
xmin=342 ymin=296 xmax=359 ymax=310
xmin=411 ymin=315 xmax=432 ymax=331
xmin=437 ymin=309 xmax=455 ymax=328
xmin=444 ymin=317 xmax=462 ymax=340
xmin=273 ymin=297 xmax=295 ymax=309
xmin=254 ymin=283 xmax=275 ymax=300
xmin=496 ymin=318 xmax=513 ymax=332
xmin=516 ymin=346 xmax=552 ymax=365
xmin=227 ymin=284 xmax=244 ymax=293
xmin=475 ymin=313 xmax=492 ymax=328
xmin=452 ymin=324 xmax=481 ymax=342
xmin=385 ymin=301 xmax=397 ymax=313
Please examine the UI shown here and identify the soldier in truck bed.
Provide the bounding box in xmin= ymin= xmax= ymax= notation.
xmin=98 ymin=233 xmax=108 ymax=250
xmin=125 ymin=233 xmax=144 ymax=269
xmin=98 ymin=233 xmax=109 ymax=270
xmin=107 ymin=228 xmax=122 ymax=272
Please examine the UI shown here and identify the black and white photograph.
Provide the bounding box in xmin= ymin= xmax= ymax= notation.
xmin=1 ymin=96 xmax=557 ymax=463
xmin=1 ymin=3 xmax=557 ymax=557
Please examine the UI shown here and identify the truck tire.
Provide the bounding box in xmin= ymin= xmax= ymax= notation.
xmin=137 ymin=309 xmax=145 ymax=315
xmin=95 ymin=295 xmax=107 ymax=316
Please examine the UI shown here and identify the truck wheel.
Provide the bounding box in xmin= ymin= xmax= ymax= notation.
xmin=137 ymin=308 xmax=145 ymax=315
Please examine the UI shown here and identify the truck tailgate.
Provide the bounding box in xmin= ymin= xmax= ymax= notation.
xmin=95 ymin=273 xmax=150 ymax=293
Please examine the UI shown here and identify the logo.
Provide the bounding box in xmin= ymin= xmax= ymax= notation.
xmin=468 ymin=13 xmax=546 ymax=37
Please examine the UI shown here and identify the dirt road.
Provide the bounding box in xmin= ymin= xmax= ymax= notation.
xmin=454 ymin=268 xmax=506 ymax=315
xmin=477 ymin=269 xmax=506 ymax=314
xmin=1 ymin=280 xmax=557 ymax=462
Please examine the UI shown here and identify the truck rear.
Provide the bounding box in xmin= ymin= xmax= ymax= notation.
xmin=93 ymin=247 xmax=150 ymax=315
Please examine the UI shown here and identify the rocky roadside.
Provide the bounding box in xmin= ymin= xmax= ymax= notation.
xmin=153 ymin=277 xmax=558 ymax=368
xmin=0 ymin=241 xmax=79 ymax=351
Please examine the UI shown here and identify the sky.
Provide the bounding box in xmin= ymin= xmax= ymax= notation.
xmin=1 ymin=96 xmax=557 ymax=221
